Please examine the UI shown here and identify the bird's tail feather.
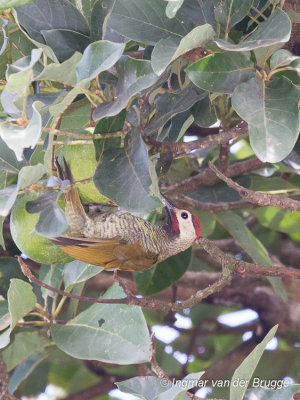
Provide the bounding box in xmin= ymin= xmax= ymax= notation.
xmin=56 ymin=157 xmax=89 ymax=234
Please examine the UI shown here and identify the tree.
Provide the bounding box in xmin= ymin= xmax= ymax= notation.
xmin=0 ymin=0 xmax=300 ymax=399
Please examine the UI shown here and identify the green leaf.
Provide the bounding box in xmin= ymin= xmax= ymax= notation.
xmin=18 ymin=164 xmax=47 ymax=190
xmin=76 ymin=40 xmax=125 ymax=82
xmin=151 ymin=24 xmax=215 ymax=75
xmin=0 ymin=185 xmax=18 ymax=217
xmin=93 ymin=109 xmax=126 ymax=160
xmin=0 ymin=279 xmax=37 ymax=349
xmin=270 ymin=49 xmax=298 ymax=70
xmin=217 ymin=211 xmax=287 ymax=300
xmin=107 ymin=0 xmax=194 ymax=45
xmin=8 ymin=279 xmax=36 ymax=331
xmin=245 ymin=385 xmax=300 ymax=400
xmin=180 ymin=0 xmax=216 ymax=28
xmin=2 ymin=331 xmax=52 ymax=372
xmin=165 ymin=0 xmax=184 ymax=19
xmin=52 ymin=284 xmax=151 ymax=364
xmin=192 ymin=94 xmax=217 ymax=127
xmin=0 ymin=300 xmax=10 ymax=331
xmin=214 ymin=0 xmax=252 ymax=31
xmin=230 ymin=325 xmax=278 ymax=400
xmin=117 ymin=372 xmax=205 ymax=400
xmin=35 ymin=204 xmax=68 ymax=238
xmin=0 ymin=258 xmax=25 ymax=298
xmin=39 ymin=264 xmax=64 ymax=300
xmin=49 ymin=79 xmax=90 ymax=118
xmin=232 ymin=77 xmax=300 ymax=163
xmin=187 ymin=175 xmax=250 ymax=203
xmin=94 ymin=129 xmax=162 ymax=212
xmin=135 ymin=248 xmax=191 ymax=296
xmin=0 ymin=0 xmax=37 ymax=10
xmin=4 ymin=49 xmax=42 ymax=108
xmin=160 ymin=111 xmax=193 ymax=142
xmin=36 ymin=52 xmax=82 ymax=86
xmin=145 ymin=84 xmax=206 ymax=135
xmin=41 ymin=29 xmax=89 ymax=63
xmin=186 ymin=52 xmax=255 ymax=93
xmin=0 ymin=137 xmax=24 ymax=174
xmin=15 ymin=0 xmax=90 ymax=44
xmin=217 ymin=211 xmax=272 ymax=265
xmin=8 ymin=350 xmax=49 ymax=394
xmin=216 ymin=8 xmax=291 ymax=51
xmin=0 ymin=101 xmax=43 ymax=161
xmin=59 ymin=98 xmax=91 ymax=131
xmin=250 ymin=176 xmax=297 ymax=193
xmin=25 ymin=189 xmax=68 ymax=238
xmin=252 ymin=206 xmax=300 ymax=236
xmin=117 ymin=376 xmax=173 ymax=399
xmin=5 ymin=48 xmax=42 ymax=92
xmin=93 ymin=56 xmax=158 ymax=120
xmin=90 ymin=0 xmax=111 ymax=41
xmin=64 ymin=261 xmax=103 ymax=290
xmin=0 ymin=163 xmax=47 ymax=217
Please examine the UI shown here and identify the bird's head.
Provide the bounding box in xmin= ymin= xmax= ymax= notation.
xmin=161 ymin=194 xmax=201 ymax=245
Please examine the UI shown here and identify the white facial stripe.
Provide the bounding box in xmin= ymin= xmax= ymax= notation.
xmin=175 ymin=209 xmax=197 ymax=243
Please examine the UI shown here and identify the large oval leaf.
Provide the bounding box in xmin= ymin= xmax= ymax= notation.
xmin=94 ymin=129 xmax=162 ymax=212
xmin=107 ymin=0 xmax=194 ymax=45
xmin=151 ymin=24 xmax=215 ymax=75
xmin=216 ymin=8 xmax=291 ymax=51
xmin=232 ymin=77 xmax=300 ymax=163
xmin=186 ymin=52 xmax=255 ymax=93
xmin=51 ymin=284 xmax=151 ymax=364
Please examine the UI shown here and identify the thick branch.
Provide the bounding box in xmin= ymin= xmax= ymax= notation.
xmin=218 ymin=143 xmax=230 ymax=172
xmin=147 ymin=122 xmax=249 ymax=158
xmin=209 ymin=162 xmax=300 ymax=211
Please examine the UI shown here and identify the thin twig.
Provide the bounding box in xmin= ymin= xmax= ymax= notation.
xmin=150 ymin=333 xmax=170 ymax=379
xmin=163 ymin=157 xmax=267 ymax=196
xmin=176 ymin=194 xmax=256 ymax=211
xmin=146 ymin=121 xmax=249 ymax=157
xmin=42 ymin=127 xmax=128 ymax=140
xmin=17 ymin=254 xmax=233 ymax=311
xmin=209 ymin=162 xmax=300 ymax=211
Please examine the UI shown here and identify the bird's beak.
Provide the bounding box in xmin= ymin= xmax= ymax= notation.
xmin=160 ymin=193 xmax=175 ymax=224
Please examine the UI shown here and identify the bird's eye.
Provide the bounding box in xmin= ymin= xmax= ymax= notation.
xmin=181 ymin=212 xmax=189 ymax=219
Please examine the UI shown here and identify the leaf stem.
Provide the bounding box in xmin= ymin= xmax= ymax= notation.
xmin=177 ymin=59 xmax=184 ymax=90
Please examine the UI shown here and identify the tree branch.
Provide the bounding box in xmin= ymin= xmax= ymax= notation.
xmin=147 ymin=121 xmax=249 ymax=158
xmin=163 ymin=157 xmax=267 ymax=196
xmin=176 ymin=194 xmax=256 ymax=212
xmin=209 ymin=162 xmax=300 ymax=211
xmin=0 ymin=353 xmax=19 ymax=400
xmin=18 ymin=247 xmax=233 ymax=312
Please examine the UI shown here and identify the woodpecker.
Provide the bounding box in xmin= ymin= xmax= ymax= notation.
xmin=50 ymin=159 xmax=201 ymax=271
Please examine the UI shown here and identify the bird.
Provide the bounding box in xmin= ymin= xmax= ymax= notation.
xmin=50 ymin=159 xmax=201 ymax=271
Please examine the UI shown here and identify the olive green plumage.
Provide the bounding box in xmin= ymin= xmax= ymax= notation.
xmin=51 ymin=159 xmax=201 ymax=271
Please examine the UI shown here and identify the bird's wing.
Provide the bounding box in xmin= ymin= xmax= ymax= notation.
xmin=50 ymin=236 xmax=158 ymax=271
